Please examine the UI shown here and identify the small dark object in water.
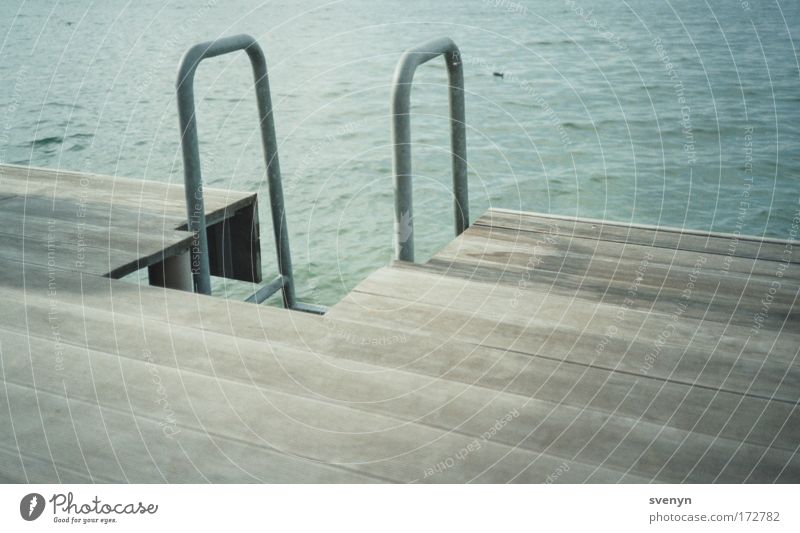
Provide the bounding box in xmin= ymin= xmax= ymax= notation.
xmin=493 ymin=71 xmax=504 ymax=78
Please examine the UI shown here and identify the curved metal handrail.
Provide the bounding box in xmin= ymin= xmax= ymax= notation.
xmin=391 ymin=36 xmax=468 ymax=262
xmin=176 ymin=34 xmax=300 ymax=309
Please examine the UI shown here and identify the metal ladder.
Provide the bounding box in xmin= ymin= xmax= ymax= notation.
xmin=176 ymin=34 xmax=324 ymax=314
xmin=391 ymin=37 xmax=469 ymax=262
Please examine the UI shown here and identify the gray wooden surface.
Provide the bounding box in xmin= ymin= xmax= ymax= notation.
xmin=0 ymin=164 xmax=256 ymax=277
xmin=0 ymin=169 xmax=797 ymax=483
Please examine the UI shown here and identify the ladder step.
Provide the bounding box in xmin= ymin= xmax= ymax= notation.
xmin=245 ymin=275 xmax=285 ymax=304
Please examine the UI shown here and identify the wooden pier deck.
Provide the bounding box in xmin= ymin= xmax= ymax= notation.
xmin=0 ymin=164 xmax=797 ymax=483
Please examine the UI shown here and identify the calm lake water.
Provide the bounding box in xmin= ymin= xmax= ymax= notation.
xmin=1 ymin=0 xmax=798 ymax=305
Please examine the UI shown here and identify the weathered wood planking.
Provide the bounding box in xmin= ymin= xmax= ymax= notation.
xmin=0 ymin=164 xmax=255 ymax=226
xmin=0 ymin=265 xmax=796 ymax=482
xmin=3 ymin=256 xmax=797 ymax=459
xmin=0 ymin=164 xmax=260 ymax=280
xmin=1 ymin=164 xmax=798 ymax=484
xmin=328 ymin=208 xmax=799 ymax=482
xmin=476 ymin=208 xmax=798 ymax=264
xmin=0 ymin=260 xmax=652 ymax=483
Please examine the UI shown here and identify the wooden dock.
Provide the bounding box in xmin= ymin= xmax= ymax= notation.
xmin=0 ymin=164 xmax=797 ymax=483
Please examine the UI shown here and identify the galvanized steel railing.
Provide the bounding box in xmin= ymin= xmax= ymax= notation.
xmin=177 ymin=34 xmax=324 ymax=314
xmin=175 ymin=34 xmax=468 ymax=307
xmin=391 ymin=37 xmax=468 ymax=262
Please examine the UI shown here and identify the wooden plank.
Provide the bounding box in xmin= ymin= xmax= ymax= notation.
xmin=0 ymin=163 xmax=256 ymax=225
xmin=437 ymin=222 xmax=799 ymax=285
xmin=6 ymin=289 xmax=798 ymax=482
xmin=18 ymin=290 xmax=794 ymax=479
xmin=476 ymin=209 xmax=798 ymax=264
xmin=425 ymin=224 xmax=797 ymax=342
xmin=434 ymin=221 xmax=798 ymax=331
xmin=0 ymin=444 xmax=99 ymax=483
xmin=0 ymin=227 xmax=191 ymax=278
xmin=351 ymin=263 xmax=799 ymax=367
xmin=0 ymin=271 xmax=670 ymax=482
xmin=1 ymin=270 xmax=797 ymax=481
xmin=0 ymin=195 xmax=796 ymax=483
xmin=0 ymin=164 xmax=261 ymax=281
xmin=419 ymin=257 xmax=797 ymax=333
xmin=329 ymin=290 xmax=800 ymax=444
xmin=335 ymin=267 xmax=800 ymax=403
xmin=1 ymin=324 xmax=649 ymax=483
xmin=0 ymin=231 xmax=143 ymax=277
xmin=0 ymin=207 xmax=193 ymax=276
xmin=0 ymin=209 xmax=191 ymax=252
xmin=0 ymin=195 xmax=187 ymax=238
xmin=0 ymin=382 xmax=379 ymax=483
xmin=1 ymin=259 xmax=796 ymax=463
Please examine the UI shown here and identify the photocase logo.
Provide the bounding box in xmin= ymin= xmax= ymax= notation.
xmin=20 ymin=493 xmax=45 ymax=521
